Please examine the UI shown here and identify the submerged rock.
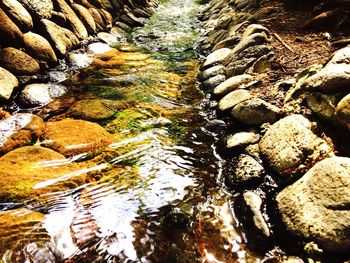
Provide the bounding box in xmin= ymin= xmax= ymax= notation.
xmin=0 ymin=113 xmax=44 ymax=155
xmin=0 ymin=146 xmax=87 ymax=201
xmin=67 ymin=99 xmax=129 ymax=121
xmin=68 ymin=52 xmax=93 ymax=68
xmin=0 ymin=67 xmax=18 ymax=100
xmin=231 ymin=98 xmax=281 ymax=125
xmin=259 ymin=114 xmax=332 ymax=176
xmin=277 ymin=156 xmax=350 ymax=253
xmin=42 ymin=119 xmax=113 ymax=157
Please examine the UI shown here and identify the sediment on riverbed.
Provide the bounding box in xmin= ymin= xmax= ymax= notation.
xmin=0 ymin=0 xmax=157 ymax=103
xmin=197 ymin=0 xmax=350 ymax=261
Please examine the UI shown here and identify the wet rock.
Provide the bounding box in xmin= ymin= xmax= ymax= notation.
xmin=110 ymin=26 xmax=128 ymax=40
xmin=97 ymin=32 xmax=118 ymax=45
xmin=277 ymin=156 xmax=350 ymax=253
xmin=305 ymin=92 xmax=338 ymax=121
xmin=88 ymin=42 xmax=112 ymax=54
xmin=336 ymin=93 xmax=350 ymax=130
xmin=241 ymin=24 xmax=270 ymax=40
xmin=23 ymin=32 xmax=58 ymax=64
xmin=163 ymin=211 xmax=190 ymax=230
xmin=224 ymin=154 xmax=264 ymax=185
xmin=89 ymin=7 xmax=105 ymax=31
xmin=226 ymin=131 xmax=260 ymax=149
xmin=41 ymin=19 xmax=79 ymax=57
xmin=213 ymin=74 xmax=254 ymax=97
xmin=201 ymin=74 xmax=226 ymax=91
xmin=202 ymin=48 xmax=231 ymax=70
xmin=218 ymin=89 xmax=251 ymax=111
xmin=0 ymin=208 xmax=46 ymax=255
xmin=1 ymin=0 xmax=33 ymax=31
xmin=0 ymin=113 xmax=43 ymax=155
xmin=48 ymin=70 xmax=69 ymax=83
xmin=231 ymin=98 xmax=281 ymax=125
xmin=0 ymin=7 xmax=23 ymax=47
xmin=259 ymin=114 xmax=332 ymax=176
xmin=0 ymin=146 xmax=87 ymax=201
xmin=67 ymin=52 xmax=93 ymax=68
xmin=72 ymin=4 xmax=96 ymax=34
xmin=302 ymin=46 xmax=350 ymax=93
xmin=0 ymin=67 xmax=18 ymax=100
xmin=204 ymin=119 xmax=227 ymax=133
xmin=42 ymin=119 xmax=113 ymax=157
xmin=198 ymin=65 xmax=225 ymax=82
xmin=54 ymin=0 xmax=88 ymax=40
xmin=67 ymin=99 xmax=129 ymax=121
xmin=18 ymin=0 xmax=53 ymax=19
xmin=0 ymin=47 xmax=40 ymax=75
xmin=243 ymin=191 xmax=270 ymax=237
xmin=19 ymin=83 xmax=66 ymax=107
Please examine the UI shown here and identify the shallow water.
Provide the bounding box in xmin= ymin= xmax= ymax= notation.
xmin=0 ymin=0 xmax=262 ymax=262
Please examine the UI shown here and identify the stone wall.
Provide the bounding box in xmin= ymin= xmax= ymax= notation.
xmin=197 ymin=0 xmax=350 ymax=260
xmin=0 ymin=0 xmax=156 ymax=102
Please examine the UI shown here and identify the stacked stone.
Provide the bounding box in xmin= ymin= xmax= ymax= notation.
xmin=0 ymin=0 xmax=156 ymax=102
xmin=198 ymin=0 xmax=350 ymax=258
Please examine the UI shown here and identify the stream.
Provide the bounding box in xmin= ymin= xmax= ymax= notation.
xmin=0 ymin=0 xmax=262 ymax=262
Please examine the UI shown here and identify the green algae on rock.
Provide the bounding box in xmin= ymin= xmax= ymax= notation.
xmin=41 ymin=118 xmax=113 ymax=157
xmin=0 ymin=146 xmax=88 ymax=202
xmin=67 ymin=99 xmax=130 ymax=121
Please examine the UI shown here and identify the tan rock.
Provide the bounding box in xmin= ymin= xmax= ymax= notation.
xmin=0 ymin=67 xmax=18 ymax=100
xmin=218 ymin=89 xmax=251 ymax=111
xmin=0 ymin=47 xmax=40 ymax=75
xmin=214 ymin=74 xmax=254 ymax=97
xmin=53 ymin=0 xmax=88 ymax=40
xmin=336 ymin=93 xmax=350 ymax=129
xmin=1 ymin=0 xmax=33 ymax=31
xmin=89 ymin=7 xmax=105 ymax=31
xmin=0 ymin=7 xmax=23 ymax=47
xmin=41 ymin=19 xmax=79 ymax=56
xmin=23 ymin=32 xmax=57 ymax=64
xmin=72 ymin=4 xmax=96 ymax=33
xmin=0 ymin=146 xmax=87 ymax=201
xmin=17 ymin=0 xmax=53 ymax=19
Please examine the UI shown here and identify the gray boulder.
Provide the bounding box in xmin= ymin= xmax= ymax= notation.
xmin=231 ymin=97 xmax=281 ymax=125
xmin=259 ymin=114 xmax=332 ymax=176
xmin=218 ymin=89 xmax=251 ymax=111
xmin=202 ymin=48 xmax=231 ymax=70
xmin=198 ymin=65 xmax=225 ymax=82
xmin=224 ymin=154 xmax=264 ymax=185
xmin=213 ymin=74 xmax=253 ymax=97
xmin=302 ymin=46 xmax=350 ymax=93
xmin=226 ymin=131 xmax=260 ymax=149
xmin=277 ymin=156 xmax=350 ymax=252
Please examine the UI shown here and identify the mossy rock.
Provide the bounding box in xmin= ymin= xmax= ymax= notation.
xmin=0 ymin=113 xmax=44 ymax=156
xmin=41 ymin=119 xmax=113 ymax=157
xmin=67 ymin=99 xmax=130 ymax=121
xmin=0 ymin=146 xmax=88 ymax=202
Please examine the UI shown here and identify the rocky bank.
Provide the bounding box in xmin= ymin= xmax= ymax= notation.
xmin=198 ymin=0 xmax=350 ymax=261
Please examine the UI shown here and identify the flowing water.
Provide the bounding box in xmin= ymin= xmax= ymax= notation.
xmin=0 ymin=0 xmax=262 ymax=262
